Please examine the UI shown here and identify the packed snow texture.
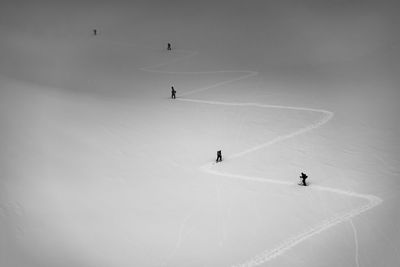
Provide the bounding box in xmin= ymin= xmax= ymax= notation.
xmin=1 ymin=1 xmax=400 ymax=267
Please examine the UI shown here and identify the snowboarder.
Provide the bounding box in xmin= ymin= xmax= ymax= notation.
xmin=171 ymin=86 xmax=176 ymax=99
xmin=299 ymin=172 xmax=308 ymax=186
xmin=93 ymin=29 xmax=97 ymax=36
xmin=216 ymin=150 xmax=222 ymax=163
xmin=167 ymin=43 xmax=172 ymax=51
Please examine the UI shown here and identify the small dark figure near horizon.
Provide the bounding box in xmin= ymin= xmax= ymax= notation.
xmin=167 ymin=43 xmax=172 ymax=51
xmin=300 ymin=172 xmax=308 ymax=186
xmin=93 ymin=29 xmax=97 ymax=36
xmin=171 ymin=86 xmax=176 ymax=99
xmin=216 ymin=150 xmax=222 ymax=163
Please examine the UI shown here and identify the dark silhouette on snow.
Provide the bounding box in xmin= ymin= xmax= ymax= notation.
xmin=167 ymin=43 xmax=172 ymax=50
xmin=300 ymin=172 xmax=308 ymax=186
xmin=171 ymin=86 xmax=176 ymax=99
xmin=93 ymin=29 xmax=97 ymax=36
xmin=216 ymin=150 xmax=222 ymax=163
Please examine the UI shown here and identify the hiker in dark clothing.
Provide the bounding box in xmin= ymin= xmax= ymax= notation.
xmin=93 ymin=29 xmax=97 ymax=36
xmin=216 ymin=150 xmax=222 ymax=163
xmin=171 ymin=86 xmax=176 ymax=99
xmin=167 ymin=43 xmax=172 ymax=51
xmin=300 ymin=172 xmax=308 ymax=186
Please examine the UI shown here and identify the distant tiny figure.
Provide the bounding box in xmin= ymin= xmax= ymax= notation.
xmin=216 ymin=150 xmax=222 ymax=163
xmin=171 ymin=86 xmax=176 ymax=99
xmin=300 ymin=172 xmax=308 ymax=186
xmin=167 ymin=43 xmax=172 ymax=51
xmin=93 ymin=29 xmax=97 ymax=36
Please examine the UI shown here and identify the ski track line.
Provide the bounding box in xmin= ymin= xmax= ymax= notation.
xmin=160 ymin=212 xmax=193 ymax=267
xmin=137 ymin=47 xmax=383 ymax=266
xmin=216 ymin=180 xmax=227 ymax=247
xmin=350 ymin=219 xmax=360 ymax=267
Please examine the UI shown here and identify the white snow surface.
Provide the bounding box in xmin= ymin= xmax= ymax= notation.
xmin=1 ymin=1 xmax=400 ymax=267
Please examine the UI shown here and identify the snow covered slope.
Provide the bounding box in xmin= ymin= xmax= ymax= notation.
xmin=1 ymin=1 xmax=399 ymax=266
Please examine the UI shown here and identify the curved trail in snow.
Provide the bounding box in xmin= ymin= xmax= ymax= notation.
xmin=139 ymin=48 xmax=383 ymax=266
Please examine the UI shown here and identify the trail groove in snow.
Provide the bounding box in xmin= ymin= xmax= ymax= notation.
xmin=160 ymin=212 xmax=193 ymax=267
xmin=350 ymin=219 xmax=360 ymax=267
xmin=139 ymin=48 xmax=383 ymax=266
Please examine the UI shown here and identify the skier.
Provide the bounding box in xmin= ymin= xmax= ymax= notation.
xmin=299 ymin=172 xmax=308 ymax=186
xmin=93 ymin=29 xmax=97 ymax=36
xmin=216 ymin=150 xmax=222 ymax=163
xmin=171 ymin=86 xmax=176 ymax=99
xmin=167 ymin=43 xmax=172 ymax=51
